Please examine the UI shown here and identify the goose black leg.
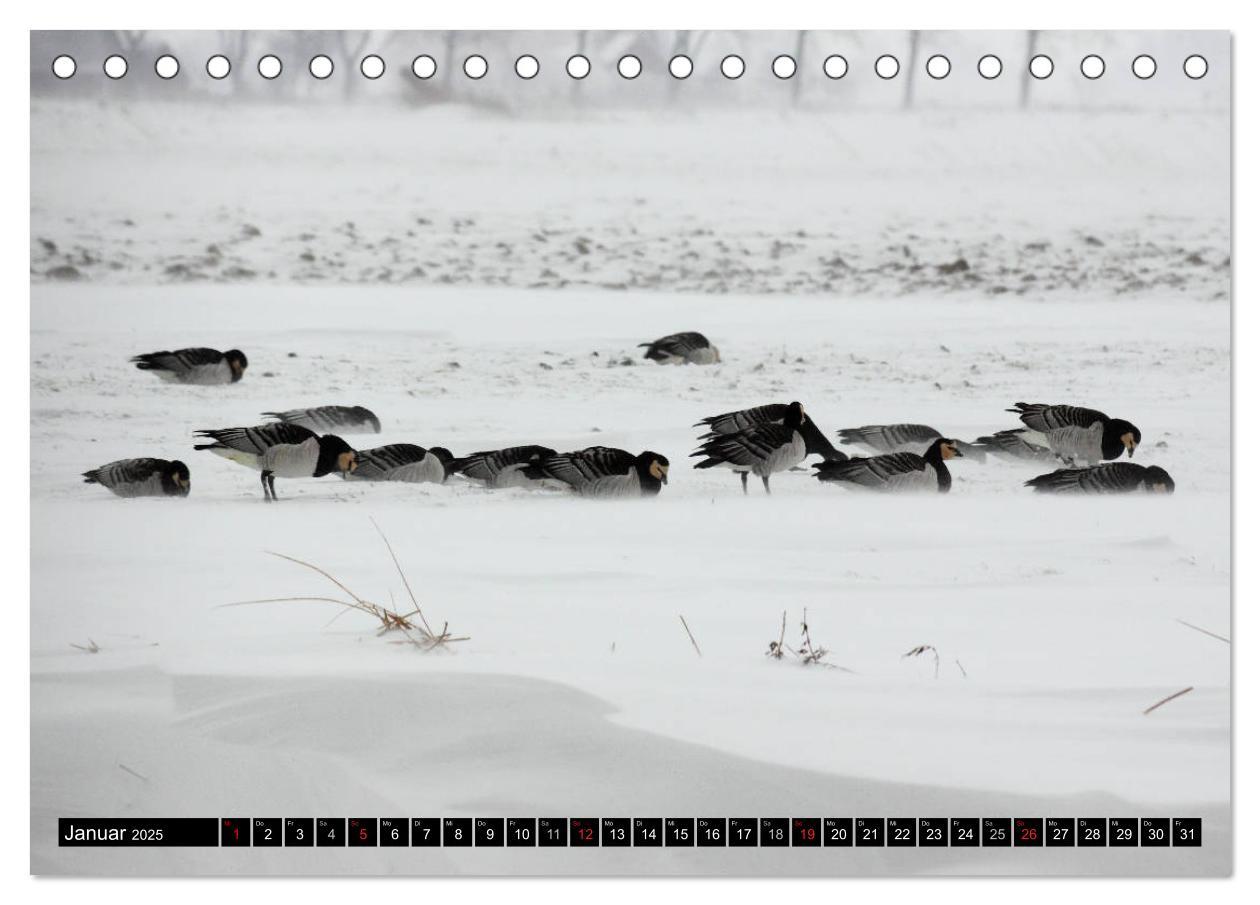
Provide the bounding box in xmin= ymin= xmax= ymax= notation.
xmin=762 ymin=475 xmax=772 ymax=495
xmin=740 ymin=472 xmax=749 ymax=495
xmin=260 ymin=470 xmax=272 ymax=502
xmin=267 ymin=472 xmax=278 ymax=501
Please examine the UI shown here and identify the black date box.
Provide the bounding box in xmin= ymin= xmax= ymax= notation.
xmin=442 ymin=818 xmax=472 ymax=847
xmin=1108 ymin=818 xmax=1138 ymax=847
xmin=698 ymin=818 xmax=728 ymax=847
xmin=918 ymin=818 xmax=947 ymax=847
xmin=983 ymin=818 xmax=1012 ymax=846
xmin=507 ymin=818 xmax=537 ymax=847
xmin=887 ymin=818 xmax=915 ymax=847
xmin=601 ymin=818 xmax=631 ymax=847
xmin=728 ymin=818 xmax=758 ymax=847
xmin=283 ymin=818 xmax=314 ymax=847
xmin=475 ymin=818 xmax=505 ymax=846
xmin=855 ymin=818 xmax=885 ymax=847
xmin=316 ymin=818 xmax=345 ymax=847
xmin=1046 ymin=818 xmax=1075 ymax=847
xmin=1014 ymin=818 xmax=1044 ymax=847
xmin=220 ymin=818 xmax=250 ymax=847
xmin=665 ymin=818 xmax=695 ymax=846
xmin=379 ymin=818 xmax=407 ymax=847
xmin=1077 ymin=818 xmax=1107 ymax=847
xmin=411 ymin=818 xmax=440 ymax=847
xmin=824 ymin=818 xmax=854 ymax=847
xmin=538 ymin=818 xmax=568 ymax=847
xmin=633 ymin=818 xmax=663 ymax=846
xmin=1140 ymin=818 xmax=1171 ymax=846
xmin=1172 ymin=818 xmax=1202 ymax=847
xmin=252 ymin=818 xmax=281 ymax=847
xmin=791 ymin=818 xmax=821 ymax=847
xmin=951 ymin=818 xmax=979 ymax=847
xmin=348 ymin=818 xmax=376 ymax=847
xmin=759 ymin=818 xmax=789 ymax=847
xmin=570 ymin=818 xmax=599 ymax=847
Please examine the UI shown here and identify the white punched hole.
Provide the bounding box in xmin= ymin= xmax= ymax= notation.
xmin=257 ymin=55 xmax=282 ymax=80
xmin=566 ymin=54 xmax=591 ymax=79
xmin=515 ymin=55 xmax=539 ymax=79
xmin=1080 ymin=55 xmax=1105 ymax=79
xmin=978 ymin=54 xmax=1003 ymax=79
xmin=360 ymin=54 xmax=385 ymax=79
xmin=822 ymin=55 xmax=848 ymax=79
xmin=772 ymin=55 xmax=796 ymax=79
xmin=1029 ymin=54 xmax=1054 ymax=80
xmin=669 ymin=55 xmax=693 ymax=79
xmin=103 ymin=55 xmax=128 ymax=79
xmin=309 ymin=55 xmax=334 ymax=79
xmin=412 ymin=55 xmax=437 ymax=79
xmin=463 ymin=55 xmax=488 ymax=80
xmin=875 ymin=54 xmax=900 ymax=79
xmin=51 ymin=55 xmax=77 ymax=79
xmin=618 ymin=54 xmax=642 ymax=79
xmin=925 ymin=54 xmax=951 ymax=79
xmin=721 ymin=55 xmax=745 ymax=79
xmin=1132 ymin=55 xmax=1157 ymax=80
xmin=154 ymin=55 xmax=180 ymax=79
xmin=206 ymin=55 xmax=231 ymax=79
xmin=1183 ymin=54 xmax=1208 ymax=79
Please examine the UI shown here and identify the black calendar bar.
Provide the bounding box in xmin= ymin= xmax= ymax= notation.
xmin=57 ymin=817 xmax=1205 ymax=847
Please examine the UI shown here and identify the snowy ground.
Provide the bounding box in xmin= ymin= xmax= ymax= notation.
xmin=31 ymin=284 xmax=1229 ymax=876
xmin=30 ymin=95 xmax=1230 ymax=876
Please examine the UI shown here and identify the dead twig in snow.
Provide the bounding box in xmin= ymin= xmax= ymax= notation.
xmin=1174 ymin=619 xmax=1231 ymax=645
xmin=1143 ymin=686 xmax=1194 ymax=715
xmin=903 ymin=644 xmax=941 ymax=679
xmin=218 ymin=522 xmax=467 ymax=651
xmin=767 ymin=610 xmax=788 ymax=659
xmin=955 ymin=658 xmax=968 ymax=678
xmin=679 ymin=615 xmax=703 ymax=658
xmin=117 ymin=762 xmax=149 ymax=782
xmin=70 ymin=639 xmax=100 ymax=654
xmin=767 ymin=609 xmax=845 ymax=669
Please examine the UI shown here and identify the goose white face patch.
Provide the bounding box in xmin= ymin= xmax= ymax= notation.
xmin=31 ymin=27 xmax=1229 ymax=881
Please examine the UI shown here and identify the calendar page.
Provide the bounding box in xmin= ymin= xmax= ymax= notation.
xmin=29 ymin=29 xmax=1230 ymax=877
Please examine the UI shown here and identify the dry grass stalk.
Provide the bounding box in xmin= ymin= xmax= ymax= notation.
xmin=679 ymin=615 xmax=703 ymax=658
xmin=219 ymin=519 xmax=467 ymax=651
xmin=1143 ymin=686 xmax=1194 ymax=716
xmin=70 ymin=639 xmax=100 ymax=654
xmin=767 ymin=609 xmax=843 ymax=669
xmin=1174 ymin=619 xmax=1231 ymax=644
xmin=903 ymin=644 xmax=941 ymax=679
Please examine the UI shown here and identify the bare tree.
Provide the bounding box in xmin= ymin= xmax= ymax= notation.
xmin=1020 ymin=31 xmax=1038 ymax=109
xmin=792 ymin=30 xmax=807 ymax=106
xmin=903 ymin=30 xmax=921 ymax=109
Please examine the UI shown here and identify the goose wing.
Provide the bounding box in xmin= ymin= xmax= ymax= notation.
xmin=1008 ymin=403 xmax=1108 ymax=433
xmin=814 ymin=452 xmax=925 ymax=488
xmin=131 ymin=347 xmax=223 ymax=372
xmin=1026 ymin=462 xmax=1148 ymax=494
xmin=194 ymin=422 xmax=316 ymax=454
xmin=83 ymin=457 xmax=165 ymax=486
xmin=838 ymin=423 xmax=941 ymax=452
xmin=539 ymin=446 xmax=636 ymax=485
xmin=353 ymin=443 xmax=429 ymax=479
xmin=263 ymin=406 xmax=379 ymax=433
xmin=452 ymin=445 xmax=553 ymax=482
xmin=693 ymin=424 xmax=793 ymax=467
xmin=695 ymin=403 xmax=790 ymax=437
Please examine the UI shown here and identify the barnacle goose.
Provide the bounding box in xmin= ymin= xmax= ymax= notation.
xmin=692 ymin=400 xmax=841 ymax=494
xmin=448 ymin=445 xmax=557 ymax=489
xmin=131 ymin=347 xmax=248 ymax=384
xmin=82 ymin=458 xmax=190 ymax=498
xmin=813 ymin=438 xmax=962 ymax=493
xmin=639 ymin=332 xmax=720 ymax=365
xmin=1004 ymin=402 xmax=1141 ymax=465
xmin=838 ymin=423 xmax=987 ymax=462
xmin=1025 ymin=463 xmax=1175 ymax=495
xmin=523 ymin=446 xmax=669 ymax=498
xmin=263 ymin=406 xmax=382 ymax=434
xmin=972 ymin=428 xmax=1060 ymax=464
xmin=346 ymin=444 xmax=454 ymax=484
xmin=194 ymin=423 xmax=357 ymax=501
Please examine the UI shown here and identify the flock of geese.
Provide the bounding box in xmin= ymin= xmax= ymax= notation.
xmin=81 ymin=332 xmax=1176 ymax=502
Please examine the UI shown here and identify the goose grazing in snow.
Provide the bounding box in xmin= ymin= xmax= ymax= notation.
xmin=813 ymin=438 xmax=962 ymax=493
xmin=194 ymin=423 xmax=357 ymax=501
xmin=448 ymin=445 xmax=557 ymax=489
xmin=838 ymin=423 xmax=987 ymax=462
xmin=132 ymin=347 xmax=248 ymax=384
xmin=263 ymin=405 xmax=381 ymax=435
xmin=639 ymin=331 xmax=720 ymax=365
xmin=692 ymin=400 xmax=841 ymax=494
xmin=972 ymin=428 xmax=1060 ymax=464
xmin=82 ymin=458 xmax=190 ymax=498
xmin=345 ymin=444 xmax=453 ymax=484
xmin=524 ymin=446 xmax=669 ymax=498
xmin=1025 ymin=462 xmax=1175 ymax=495
xmin=1003 ymin=403 xmax=1141 ymax=466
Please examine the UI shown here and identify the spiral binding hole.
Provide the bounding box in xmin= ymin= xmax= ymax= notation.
xmin=360 ymin=55 xmax=385 ymax=80
xmin=1080 ymin=55 xmax=1105 ymax=80
xmin=154 ymin=55 xmax=180 ymax=79
xmin=309 ymin=55 xmax=333 ymax=80
xmin=874 ymin=55 xmax=899 ymax=79
xmin=669 ymin=55 xmax=693 ymax=79
xmin=925 ymin=54 xmax=950 ymax=79
xmin=977 ymin=55 xmax=1002 ymax=79
xmin=566 ymin=55 xmax=591 ymax=80
xmin=257 ymin=55 xmax=282 ymax=80
xmin=772 ymin=55 xmax=796 ymax=79
xmin=720 ymin=55 xmax=745 ymax=80
xmin=515 ymin=55 xmax=539 ymax=80
xmin=1029 ymin=54 xmax=1054 ymax=80
xmin=463 ymin=55 xmax=487 ymax=80
xmin=206 ymin=55 xmax=231 ymax=79
xmin=1183 ymin=54 xmax=1208 ymax=79
xmin=412 ymin=55 xmax=437 ymax=80
xmin=822 ymin=55 xmax=848 ymax=79
xmin=1132 ymin=55 xmax=1157 ymax=79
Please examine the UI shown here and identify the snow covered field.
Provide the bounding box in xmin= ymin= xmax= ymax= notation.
xmin=29 ymin=92 xmax=1229 ymax=876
